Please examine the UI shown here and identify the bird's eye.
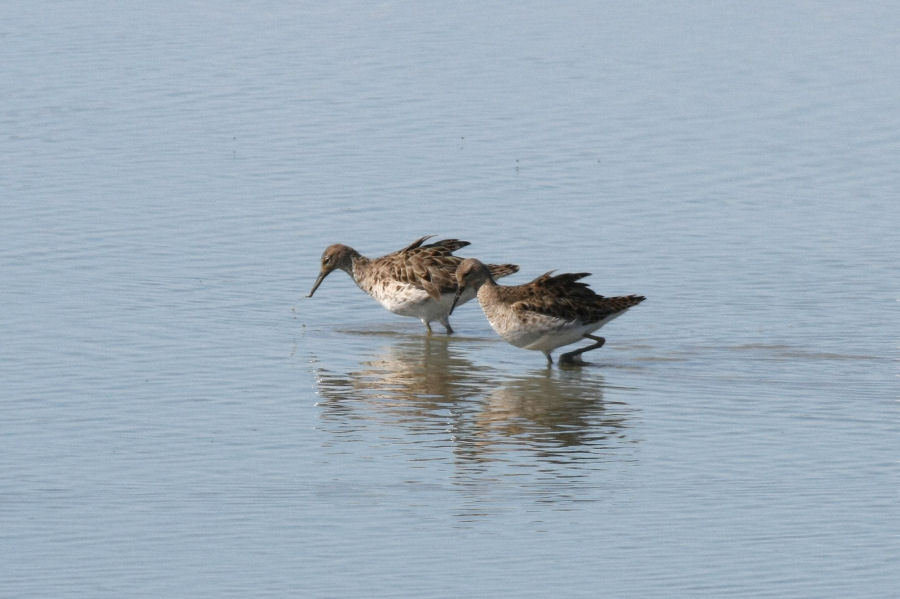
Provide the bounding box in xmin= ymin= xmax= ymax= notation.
xmin=323 ymin=256 xmax=331 ymax=265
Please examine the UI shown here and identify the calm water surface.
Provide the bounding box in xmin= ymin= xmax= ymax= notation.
xmin=2 ymin=2 xmax=898 ymax=597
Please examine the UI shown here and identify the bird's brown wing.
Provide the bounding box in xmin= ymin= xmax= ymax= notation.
xmin=505 ymin=271 xmax=645 ymax=323
xmin=371 ymin=237 xmax=471 ymax=299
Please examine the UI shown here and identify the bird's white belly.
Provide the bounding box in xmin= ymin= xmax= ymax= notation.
xmin=366 ymin=281 xmax=429 ymax=316
xmin=483 ymin=300 xmax=626 ymax=352
xmin=493 ymin=316 xmax=592 ymax=351
xmin=518 ymin=310 xmax=628 ymax=351
xmin=364 ymin=280 xmax=476 ymax=321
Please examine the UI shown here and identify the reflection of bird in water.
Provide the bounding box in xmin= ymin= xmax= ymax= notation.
xmin=313 ymin=335 xmax=633 ymax=469
xmin=460 ymin=370 xmax=631 ymax=459
xmin=313 ymin=334 xmax=493 ymax=427
xmin=450 ymin=370 xmax=636 ymax=507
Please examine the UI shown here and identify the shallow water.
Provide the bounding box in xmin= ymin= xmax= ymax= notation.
xmin=3 ymin=1 xmax=898 ymax=597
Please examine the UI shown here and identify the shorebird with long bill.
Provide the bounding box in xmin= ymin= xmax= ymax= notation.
xmin=451 ymin=258 xmax=644 ymax=364
xmin=308 ymin=236 xmax=519 ymax=334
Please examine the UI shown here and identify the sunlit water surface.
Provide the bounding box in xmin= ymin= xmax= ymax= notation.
xmin=2 ymin=2 xmax=898 ymax=597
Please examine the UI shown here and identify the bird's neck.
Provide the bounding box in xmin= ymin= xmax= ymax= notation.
xmin=476 ymin=278 xmax=498 ymax=302
xmin=347 ymin=254 xmax=368 ymax=279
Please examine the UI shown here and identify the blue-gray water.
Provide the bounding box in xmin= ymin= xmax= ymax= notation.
xmin=2 ymin=2 xmax=898 ymax=597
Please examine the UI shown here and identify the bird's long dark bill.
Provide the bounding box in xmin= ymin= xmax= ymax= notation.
xmin=307 ymin=270 xmax=329 ymax=297
xmin=449 ymin=288 xmax=464 ymax=315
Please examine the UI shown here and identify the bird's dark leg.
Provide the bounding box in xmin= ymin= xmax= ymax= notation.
xmin=544 ymin=352 xmax=553 ymax=366
xmin=559 ymin=335 xmax=605 ymax=364
xmin=440 ymin=317 xmax=454 ymax=335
